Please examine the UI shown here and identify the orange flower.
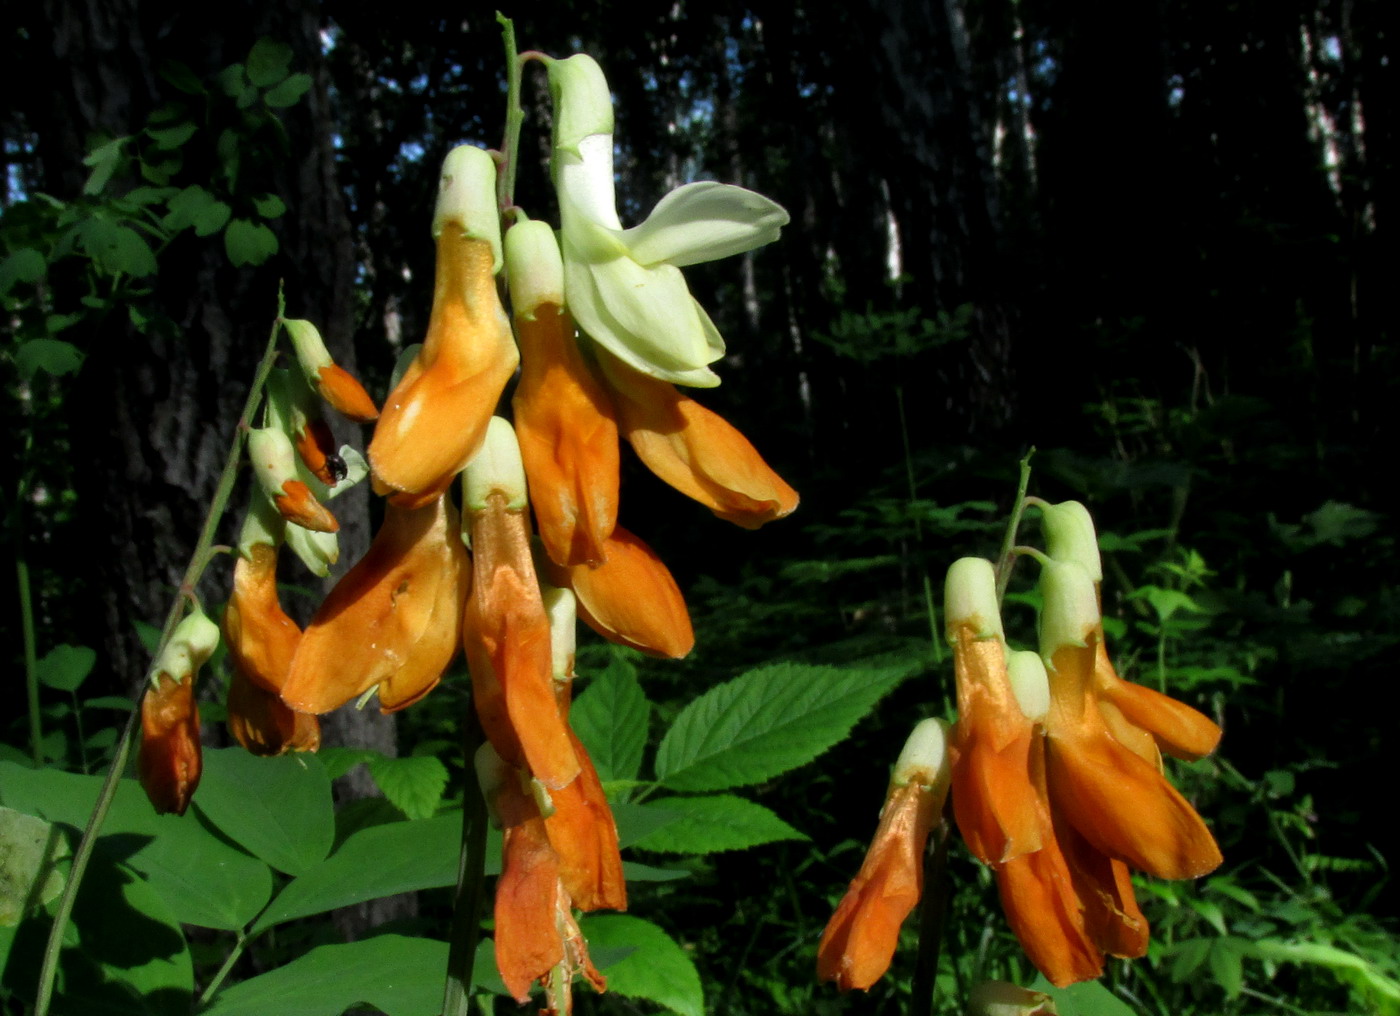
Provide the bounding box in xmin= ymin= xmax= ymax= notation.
xmin=545 ymin=721 xmax=626 ymax=912
xmin=223 ymin=542 xmax=300 ymax=695
xmin=943 ymin=541 xmax=1218 ymax=988
xmin=479 ymin=746 xmax=607 ymax=1005
xmin=369 ymin=149 xmax=517 ymax=506
xmin=512 ymin=302 xmax=620 ymax=568
xmin=818 ymin=719 xmax=951 ymax=991
xmin=227 ymin=666 xmax=321 ymax=756
xmin=281 ymin=496 xmax=469 ymax=714
xmin=139 ymin=607 xmax=220 ymax=815
xmin=542 ymin=526 xmax=694 ymax=659
xmin=597 ymin=350 xmax=798 ymax=529
xmin=461 ymin=420 xmax=581 ymax=790
xmin=314 ymin=364 xmax=379 ymax=423
xmin=944 ymin=559 xmax=1044 ymax=866
xmin=140 ymin=673 xmax=202 ymax=816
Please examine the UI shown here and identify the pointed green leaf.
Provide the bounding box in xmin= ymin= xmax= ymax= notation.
xmin=36 ymin=644 xmax=96 ymax=692
xmin=145 ymin=121 xmax=197 ymax=150
xmin=82 ymin=137 xmax=127 ymax=195
xmin=0 ymin=762 xmax=273 ymax=930
xmin=194 ymin=748 xmax=334 ymax=875
xmin=265 ymin=73 xmax=313 ymax=108
xmin=201 ymin=935 xmax=451 ymax=1016
xmin=653 ymin=660 xmax=917 ymax=791
xmin=1031 ymin=976 xmax=1138 ymax=1016
xmin=252 ymin=813 xmax=460 ymax=932
xmin=366 ymin=755 xmax=449 ymax=820
xmin=158 ymin=60 xmax=206 ymax=96
xmin=571 ymin=655 xmax=649 ymax=785
xmin=629 ymin=795 xmax=806 ymax=854
xmin=580 ymin=915 xmax=703 ymax=1016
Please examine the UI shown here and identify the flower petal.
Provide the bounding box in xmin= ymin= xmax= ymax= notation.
xmin=227 ymin=667 xmax=321 ymax=757
xmin=543 ymin=526 xmax=694 ymax=659
xmin=562 ymin=248 xmax=722 ymax=387
xmin=817 ymin=782 xmax=933 ymax=991
xmin=599 ymin=351 xmax=798 ymax=529
xmin=368 ymin=233 xmax=518 ymax=498
xmin=223 ymin=543 xmax=301 ymax=695
xmin=994 ymin=831 xmax=1104 ymax=988
xmin=544 ymin=727 xmax=626 ymax=912
xmin=622 ymin=181 xmax=788 ymax=268
xmin=281 ymin=497 xmax=468 ymax=714
xmin=1095 ymin=641 xmax=1222 ymax=761
xmin=140 ymin=676 xmax=202 ymax=816
xmin=511 ymin=305 xmax=619 ymax=567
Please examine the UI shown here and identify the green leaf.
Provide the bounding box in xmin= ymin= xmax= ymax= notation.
xmin=317 ymin=746 xmax=379 ymax=780
xmin=145 ymin=121 xmax=197 ymax=150
xmin=78 ymin=217 xmax=158 ymax=277
xmin=0 ymin=247 xmax=46 ymax=295
xmin=15 ymin=339 xmax=84 ymax=381
xmin=264 ymin=72 xmax=313 ymax=108
xmin=629 ymin=795 xmax=806 ymax=854
xmin=1030 ymin=976 xmax=1138 ymax=1016
xmin=580 ymin=915 xmax=703 ymax=1016
xmin=0 ymin=807 xmax=69 ymax=925
xmin=0 ymin=762 xmax=273 ymax=930
xmin=653 ymin=660 xmax=915 ymax=791
xmin=572 ymin=655 xmax=650 ymax=785
xmin=246 ymin=38 xmax=294 ymax=88
xmin=201 ymin=935 xmax=451 ymax=1016
xmin=252 ymin=813 xmax=460 ymax=932
xmin=252 ymin=193 xmax=286 ymax=219
xmin=366 ymin=755 xmax=449 ymax=820
xmin=158 ymin=60 xmax=206 ymax=96
xmin=1208 ymin=937 xmax=1249 ymax=998
xmin=193 ymin=748 xmax=334 ymax=875
xmin=36 ymin=644 xmax=96 ymax=692
xmin=622 ymin=861 xmax=690 ymax=882
xmin=82 ymin=137 xmax=127 ymax=195
xmin=223 ymin=218 xmax=278 ymax=267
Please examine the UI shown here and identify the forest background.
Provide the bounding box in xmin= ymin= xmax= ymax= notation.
xmin=1 ymin=1 xmax=1395 ymax=1014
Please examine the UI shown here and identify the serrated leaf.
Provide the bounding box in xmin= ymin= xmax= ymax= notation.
xmin=224 ymin=218 xmax=278 ymax=267
xmin=36 ymin=644 xmax=96 ymax=692
xmin=252 ymin=193 xmax=286 ymax=219
xmin=572 ymin=656 xmax=649 ymax=786
xmin=367 ymin=755 xmax=449 ymax=820
xmin=15 ymin=339 xmax=84 ymax=381
xmin=630 ymin=795 xmax=806 ymax=854
xmin=194 ymin=748 xmax=333 ymax=875
xmin=580 ymin=915 xmax=702 ymax=1016
xmin=622 ymin=861 xmax=690 ymax=882
xmin=252 ymin=813 xmax=459 ymax=931
xmin=0 ymin=247 xmax=46 ymax=295
xmin=612 ymin=801 xmax=684 ymax=849
xmin=265 ymin=72 xmax=312 ymax=108
xmin=145 ymin=121 xmax=197 ymax=150
xmin=201 ymin=935 xmax=452 ymax=1016
xmin=653 ymin=660 xmax=915 ymax=791
xmin=246 ymin=38 xmax=294 ymax=87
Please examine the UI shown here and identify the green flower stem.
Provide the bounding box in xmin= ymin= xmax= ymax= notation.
xmin=442 ymin=714 xmax=490 ymax=1016
xmin=33 ymin=304 xmax=287 ymax=1016
xmin=910 ymin=820 xmax=951 ymax=1016
xmin=496 ymin=13 xmax=524 ymax=215
xmin=18 ymin=557 xmax=41 ymax=763
xmin=994 ymin=449 xmax=1036 ymax=602
xmin=199 ymin=929 xmax=251 ymax=1005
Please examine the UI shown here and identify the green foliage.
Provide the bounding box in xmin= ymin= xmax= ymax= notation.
xmin=580 ymin=915 xmax=706 ymax=1016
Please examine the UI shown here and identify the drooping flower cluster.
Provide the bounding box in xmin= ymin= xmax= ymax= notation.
xmin=818 ymin=500 xmax=1222 ymax=992
xmin=137 ymin=49 xmax=795 ymax=1008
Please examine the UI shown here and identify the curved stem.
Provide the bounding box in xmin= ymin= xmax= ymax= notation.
xmin=33 ymin=308 xmax=286 ymax=1016
xmin=496 ymin=13 xmax=524 ymax=216
xmin=18 ymin=557 xmax=41 ymax=763
xmin=994 ymin=449 xmax=1036 ymax=602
